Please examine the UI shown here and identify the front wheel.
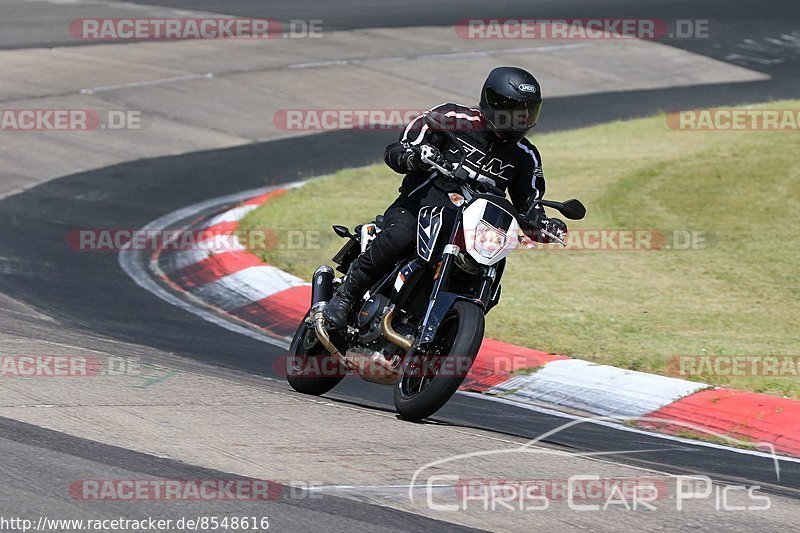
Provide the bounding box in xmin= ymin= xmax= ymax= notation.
xmin=393 ymin=301 xmax=485 ymax=421
xmin=286 ymin=315 xmax=346 ymax=396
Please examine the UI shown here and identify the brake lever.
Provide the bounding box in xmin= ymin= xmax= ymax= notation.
xmin=540 ymin=228 xmax=567 ymax=247
xmin=420 ymin=156 xmax=455 ymax=178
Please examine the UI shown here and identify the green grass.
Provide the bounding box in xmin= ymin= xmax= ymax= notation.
xmin=240 ymin=100 xmax=800 ymax=398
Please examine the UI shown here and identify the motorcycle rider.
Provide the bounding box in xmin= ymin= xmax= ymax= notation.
xmin=323 ymin=66 xmax=568 ymax=330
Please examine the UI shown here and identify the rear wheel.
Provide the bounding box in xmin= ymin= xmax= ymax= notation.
xmin=393 ymin=301 xmax=484 ymax=421
xmin=286 ymin=315 xmax=346 ymax=396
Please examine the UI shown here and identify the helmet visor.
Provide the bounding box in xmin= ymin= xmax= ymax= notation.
xmin=484 ymin=87 xmax=542 ymax=133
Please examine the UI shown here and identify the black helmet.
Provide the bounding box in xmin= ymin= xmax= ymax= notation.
xmin=479 ymin=66 xmax=542 ymax=142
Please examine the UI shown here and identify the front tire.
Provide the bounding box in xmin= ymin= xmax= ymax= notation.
xmin=286 ymin=316 xmax=346 ymax=396
xmin=394 ymin=301 xmax=484 ymax=421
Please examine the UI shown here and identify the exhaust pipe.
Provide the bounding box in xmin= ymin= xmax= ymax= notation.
xmin=311 ymin=304 xmax=399 ymax=384
xmin=381 ymin=306 xmax=414 ymax=352
xmin=309 ymin=266 xmax=346 ymax=365
xmin=308 ymin=261 xmax=412 ymax=375
xmin=313 ymin=303 xmax=413 ymax=364
xmin=311 ymin=303 xmax=348 ymax=367
xmin=311 ymin=265 xmax=335 ymax=306
xmin=345 ymin=348 xmax=400 ymax=385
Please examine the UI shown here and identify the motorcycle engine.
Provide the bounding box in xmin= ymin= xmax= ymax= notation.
xmin=357 ymin=294 xmax=390 ymax=344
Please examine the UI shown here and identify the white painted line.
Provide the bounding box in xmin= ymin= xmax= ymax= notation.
xmin=163 ymin=248 xmax=209 ymax=273
xmin=195 ymin=233 xmax=245 ymax=253
xmin=159 ymin=202 xmax=253 ymax=274
xmin=118 ymin=185 xmax=292 ymax=348
xmin=162 ymin=180 xmax=313 ymax=273
xmin=191 ymin=265 xmax=307 ymax=311
xmin=415 ymin=43 xmax=591 ymax=61
xmin=288 ymin=59 xmax=351 ymax=69
xmin=490 ymin=359 xmax=708 ymax=417
xmin=205 ymin=204 xmax=258 ymax=226
xmin=162 ymin=237 xmax=246 ymax=274
xmin=288 ymin=43 xmax=590 ymax=69
xmin=80 ymin=73 xmax=214 ymax=94
xmin=26 ymin=0 xmax=233 ymax=19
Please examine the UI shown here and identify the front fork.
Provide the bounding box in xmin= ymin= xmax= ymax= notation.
xmin=416 ymin=216 xmax=496 ymax=346
xmin=418 ymin=243 xmax=459 ymax=345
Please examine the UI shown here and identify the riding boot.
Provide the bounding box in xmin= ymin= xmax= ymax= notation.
xmin=322 ymin=265 xmax=374 ymax=330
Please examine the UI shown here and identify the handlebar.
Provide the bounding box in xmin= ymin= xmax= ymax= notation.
xmin=420 ymin=154 xmax=505 ymax=197
xmin=417 ymin=111 xmax=581 ymax=249
xmin=421 ymin=154 xmax=568 ymax=247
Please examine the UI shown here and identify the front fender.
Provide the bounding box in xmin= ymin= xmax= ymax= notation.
xmin=418 ymin=291 xmax=485 ymax=345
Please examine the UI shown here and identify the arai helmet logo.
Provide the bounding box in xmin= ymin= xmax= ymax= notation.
xmin=518 ymin=83 xmax=537 ymax=93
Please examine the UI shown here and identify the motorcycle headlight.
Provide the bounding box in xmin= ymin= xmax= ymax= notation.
xmin=474 ymin=221 xmax=507 ymax=259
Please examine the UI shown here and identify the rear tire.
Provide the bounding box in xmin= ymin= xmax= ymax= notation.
xmin=393 ymin=301 xmax=484 ymax=421
xmin=286 ymin=315 xmax=346 ymax=396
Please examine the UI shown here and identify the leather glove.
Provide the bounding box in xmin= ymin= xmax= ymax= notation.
xmin=543 ymin=218 xmax=568 ymax=243
xmin=524 ymin=210 xmax=568 ymax=244
xmin=398 ymin=144 xmax=447 ymax=172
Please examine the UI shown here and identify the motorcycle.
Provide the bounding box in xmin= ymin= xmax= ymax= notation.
xmin=287 ymin=113 xmax=586 ymax=421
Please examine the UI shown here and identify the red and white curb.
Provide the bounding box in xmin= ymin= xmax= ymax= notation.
xmin=122 ymin=187 xmax=800 ymax=458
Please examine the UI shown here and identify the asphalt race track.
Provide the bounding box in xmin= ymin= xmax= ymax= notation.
xmin=2 ymin=126 xmax=799 ymax=494
xmin=1 ymin=0 xmax=799 ymax=530
xmin=0 ymin=417 xmax=479 ymax=532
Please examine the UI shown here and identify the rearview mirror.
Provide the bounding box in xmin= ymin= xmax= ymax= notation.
xmin=559 ymin=199 xmax=586 ymax=220
xmin=537 ymin=198 xmax=586 ymax=220
xmin=332 ymin=225 xmax=352 ymax=239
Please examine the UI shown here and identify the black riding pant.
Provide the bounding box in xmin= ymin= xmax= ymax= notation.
xmin=351 ymin=196 xmax=419 ymax=283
